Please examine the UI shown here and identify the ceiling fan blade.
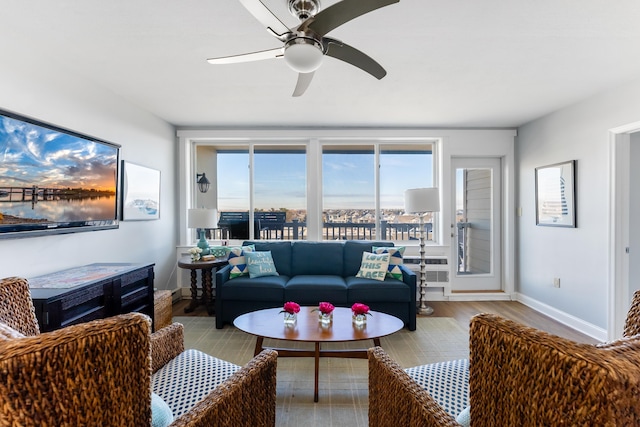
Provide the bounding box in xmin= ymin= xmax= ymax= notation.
xmin=207 ymin=47 xmax=284 ymax=65
xmin=292 ymin=72 xmax=315 ymax=97
xmin=299 ymin=0 xmax=399 ymax=37
xmin=323 ymin=38 xmax=386 ymax=79
xmin=238 ymin=0 xmax=291 ymax=39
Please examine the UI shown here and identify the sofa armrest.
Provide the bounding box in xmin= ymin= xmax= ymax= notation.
xmin=0 ymin=313 xmax=152 ymax=426
xmin=368 ymin=347 xmax=460 ymax=427
xmin=170 ymin=349 xmax=278 ymax=427
xmin=399 ymin=264 xmax=417 ymax=299
xmin=215 ymin=265 xmax=232 ymax=328
xmin=150 ymin=322 xmax=185 ymax=373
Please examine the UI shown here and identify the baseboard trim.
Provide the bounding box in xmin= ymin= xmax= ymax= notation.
xmin=516 ymin=292 xmax=607 ymax=341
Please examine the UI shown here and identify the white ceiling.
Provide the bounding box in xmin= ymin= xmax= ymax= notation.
xmin=2 ymin=0 xmax=640 ymax=128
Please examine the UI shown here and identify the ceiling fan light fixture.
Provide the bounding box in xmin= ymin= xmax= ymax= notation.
xmin=284 ymin=38 xmax=324 ymax=73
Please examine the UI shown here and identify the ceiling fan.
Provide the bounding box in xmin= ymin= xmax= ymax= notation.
xmin=207 ymin=0 xmax=400 ymax=96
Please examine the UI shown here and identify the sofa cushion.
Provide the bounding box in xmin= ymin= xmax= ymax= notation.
xmin=221 ymin=275 xmax=288 ymax=301
xmin=246 ymin=251 xmax=279 ymax=278
xmin=243 ymin=241 xmax=292 ymax=277
xmin=404 ymin=359 xmax=469 ymax=418
xmin=291 ymin=241 xmax=344 ymax=276
xmin=152 ymin=349 xmax=240 ymax=418
xmin=343 ymin=240 xmax=393 ymax=277
xmin=284 ymin=275 xmax=348 ymax=304
xmin=346 ymin=276 xmax=411 ymax=302
xmin=373 ymin=246 xmax=405 ymax=280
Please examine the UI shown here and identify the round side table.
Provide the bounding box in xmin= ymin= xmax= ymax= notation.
xmin=178 ymin=256 xmax=228 ymax=315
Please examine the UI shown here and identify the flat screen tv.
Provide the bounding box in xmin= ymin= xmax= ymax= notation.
xmin=0 ymin=109 xmax=120 ymax=239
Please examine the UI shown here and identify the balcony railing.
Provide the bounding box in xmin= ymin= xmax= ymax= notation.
xmin=205 ymin=219 xmax=433 ymax=241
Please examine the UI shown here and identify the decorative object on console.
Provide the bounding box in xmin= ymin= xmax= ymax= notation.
xmin=121 ymin=161 xmax=160 ymax=221
xmin=188 ymin=247 xmax=202 ymax=262
xmin=196 ymin=173 xmax=210 ymax=193
xmin=404 ymin=187 xmax=440 ymax=316
xmin=187 ymin=208 xmax=218 ymax=255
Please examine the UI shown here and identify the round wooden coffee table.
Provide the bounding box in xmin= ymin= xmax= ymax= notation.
xmin=233 ymin=306 xmax=404 ymax=402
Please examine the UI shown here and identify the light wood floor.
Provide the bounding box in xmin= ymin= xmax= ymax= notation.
xmin=172 ymin=299 xmax=598 ymax=344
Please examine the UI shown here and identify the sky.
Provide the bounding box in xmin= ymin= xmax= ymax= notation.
xmin=217 ymin=149 xmax=433 ymax=211
xmin=0 ymin=115 xmax=117 ymax=192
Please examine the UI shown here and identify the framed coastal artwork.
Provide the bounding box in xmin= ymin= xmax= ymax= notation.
xmin=535 ymin=160 xmax=576 ymax=228
xmin=121 ymin=161 xmax=160 ymax=220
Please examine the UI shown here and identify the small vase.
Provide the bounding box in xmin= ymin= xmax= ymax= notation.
xmin=352 ymin=313 xmax=367 ymax=327
xmin=284 ymin=312 xmax=297 ymax=326
xmin=319 ymin=312 xmax=332 ymax=326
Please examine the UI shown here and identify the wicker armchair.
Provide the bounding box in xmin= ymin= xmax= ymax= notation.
xmin=0 ymin=276 xmax=278 ymax=427
xmin=369 ymin=312 xmax=640 ymax=426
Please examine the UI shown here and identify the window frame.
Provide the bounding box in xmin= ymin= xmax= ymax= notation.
xmin=191 ymin=136 xmax=440 ymax=244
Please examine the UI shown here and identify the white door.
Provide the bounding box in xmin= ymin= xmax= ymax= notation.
xmin=451 ymin=157 xmax=502 ymax=291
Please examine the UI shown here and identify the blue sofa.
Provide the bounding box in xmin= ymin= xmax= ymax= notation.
xmin=214 ymin=240 xmax=417 ymax=330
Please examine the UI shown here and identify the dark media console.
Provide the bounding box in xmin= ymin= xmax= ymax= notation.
xmin=28 ymin=263 xmax=155 ymax=332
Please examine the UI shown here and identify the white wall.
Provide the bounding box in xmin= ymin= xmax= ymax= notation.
xmin=630 ymin=132 xmax=640 ymax=301
xmin=0 ymin=41 xmax=178 ymax=290
xmin=517 ymin=76 xmax=640 ymax=335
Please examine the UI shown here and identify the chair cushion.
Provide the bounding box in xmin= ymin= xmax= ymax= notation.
xmin=246 ymin=251 xmax=279 ymax=278
xmin=151 ymin=349 xmax=240 ymax=418
xmin=404 ymin=359 xmax=469 ymax=418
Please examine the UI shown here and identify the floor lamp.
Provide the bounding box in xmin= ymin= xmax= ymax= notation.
xmin=404 ymin=188 xmax=440 ymax=315
xmin=187 ymin=208 xmax=218 ymax=255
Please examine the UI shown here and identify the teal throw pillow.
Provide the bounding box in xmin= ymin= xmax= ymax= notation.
xmin=456 ymin=406 xmax=470 ymax=427
xmin=228 ymin=245 xmax=255 ymax=279
xmin=373 ymin=246 xmax=405 ymax=280
xmin=151 ymin=392 xmax=174 ymax=427
xmin=355 ymin=251 xmax=390 ymax=281
xmin=246 ymin=251 xmax=279 ymax=278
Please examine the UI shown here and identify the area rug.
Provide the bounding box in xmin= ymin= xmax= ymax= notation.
xmin=176 ymin=316 xmax=469 ymax=427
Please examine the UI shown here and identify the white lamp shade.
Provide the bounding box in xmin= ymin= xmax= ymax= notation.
xmin=187 ymin=208 xmax=218 ymax=229
xmin=404 ymin=188 xmax=440 ymax=214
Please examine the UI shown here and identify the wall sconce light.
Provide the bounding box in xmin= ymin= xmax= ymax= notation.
xmin=196 ymin=173 xmax=210 ymax=193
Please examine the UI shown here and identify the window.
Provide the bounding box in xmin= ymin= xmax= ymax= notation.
xmin=321 ymin=143 xmax=433 ymax=241
xmin=203 ymin=140 xmax=435 ymax=242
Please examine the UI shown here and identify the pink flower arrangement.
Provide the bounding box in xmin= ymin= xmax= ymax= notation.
xmin=351 ymin=303 xmax=371 ymax=316
xmin=281 ymin=301 xmax=301 ymax=314
xmin=318 ymin=301 xmax=335 ymax=315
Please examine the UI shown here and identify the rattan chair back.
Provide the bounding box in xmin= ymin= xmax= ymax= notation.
xmin=0 ymin=276 xmax=40 ymax=336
